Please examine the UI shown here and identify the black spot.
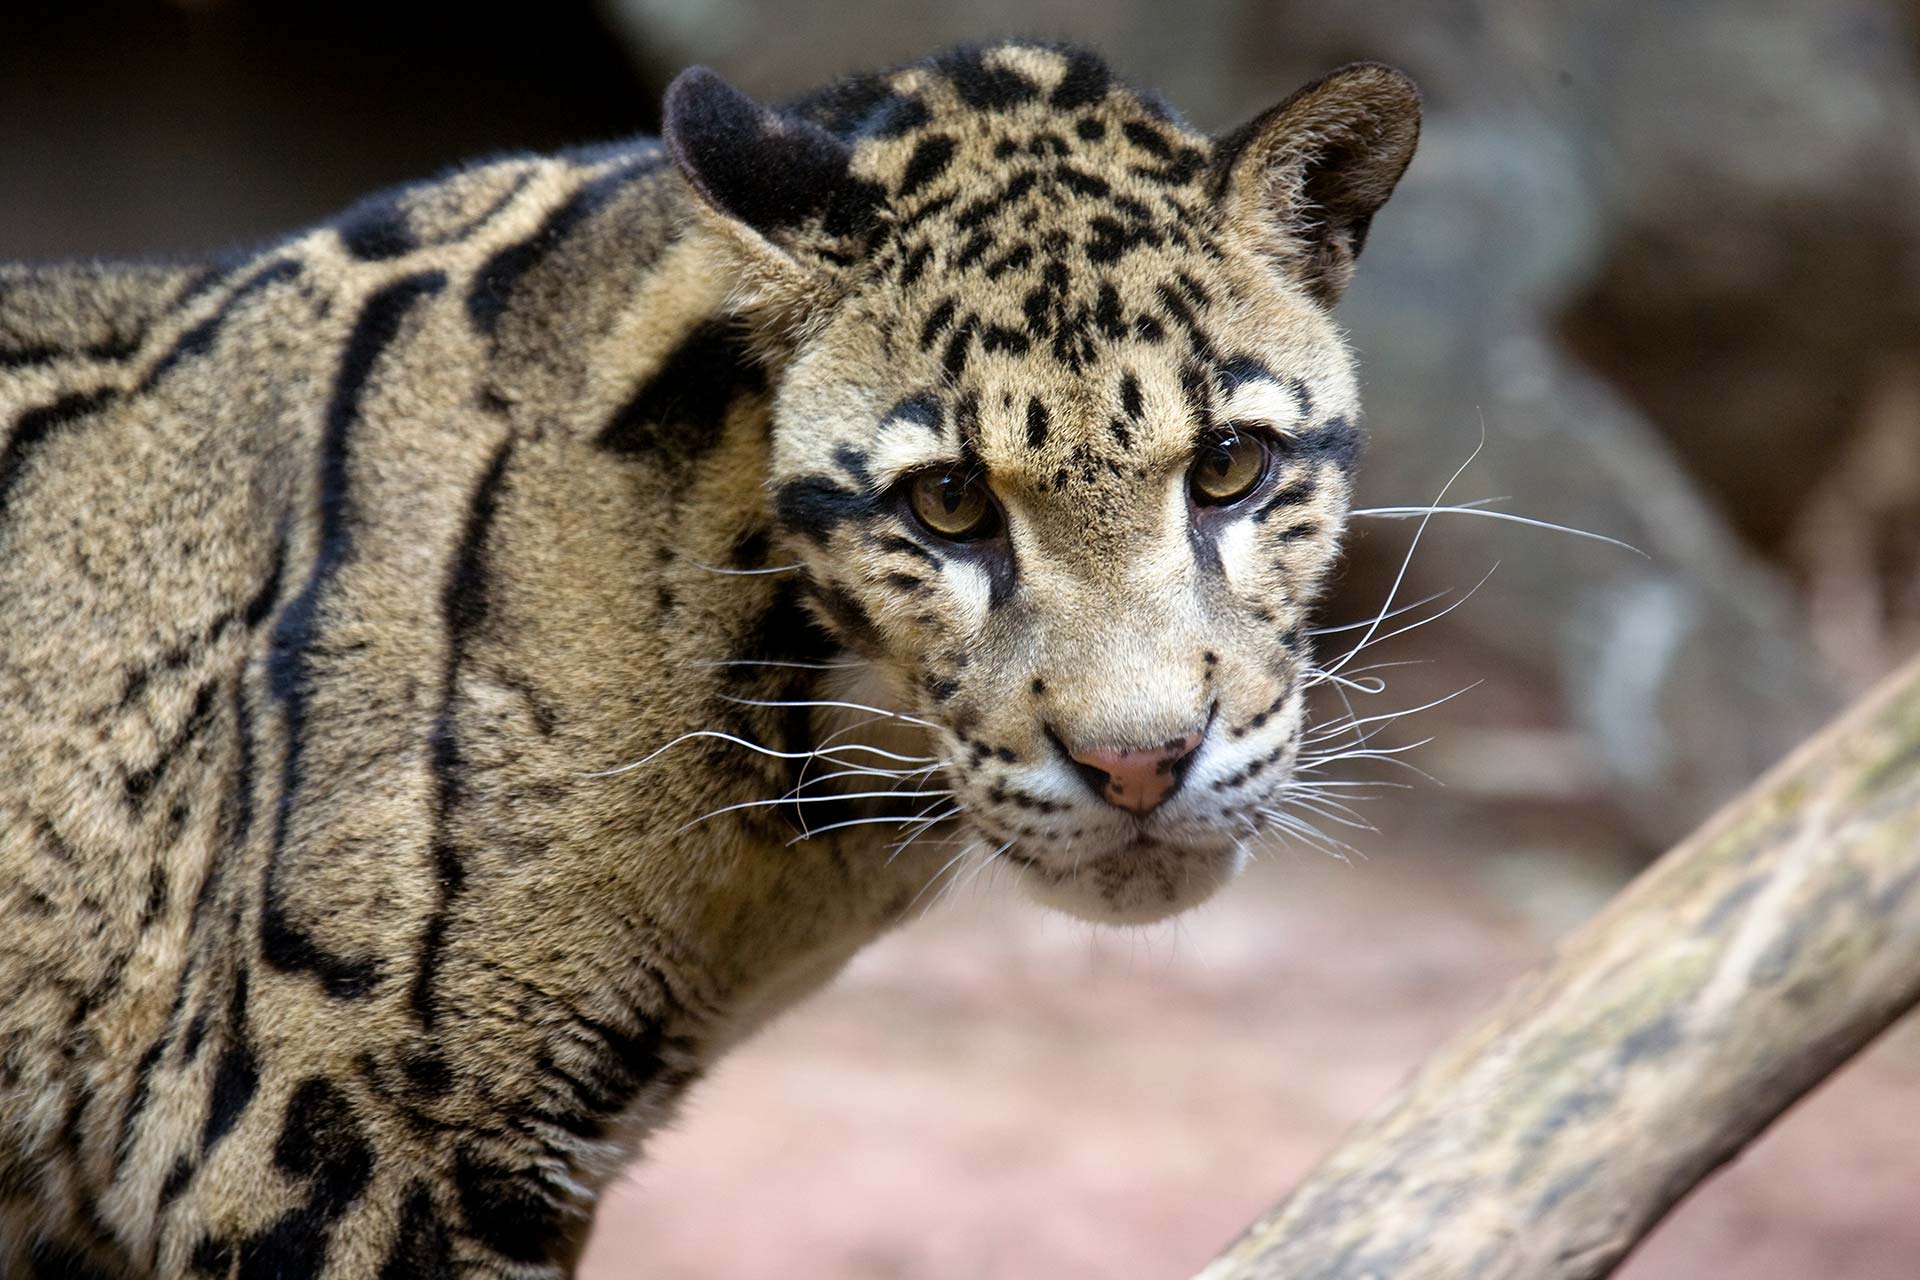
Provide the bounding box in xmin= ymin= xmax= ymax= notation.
xmin=953 ymin=170 xmax=1038 ymax=231
xmin=953 ymin=229 xmax=995 ymax=271
xmin=919 ymin=298 xmax=957 ymax=350
xmin=1122 ymin=120 xmax=1173 ymax=159
xmin=887 ymin=573 xmax=927 ymax=594
xmin=1086 ymin=215 xmax=1161 ymax=264
xmin=1050 ymin=51 xmax=1111 ymax=110
xmin=985 ymin=243 xmax=1034 ymax=280
xmin=729 ymin=526 xmax=771 ymax=569
xmin=897 ymin=134 xmax=958 ymax=198
xmin=1154 ymin=283 xmax=1215 ymax=359
xmin=1031 ymin=677 xmax=1047 ymax=694
xmin=201 ymin=1035 xmax=258 ymax=1158
xmin=455 ymin=1148 xmax=566 ymax=1263
xmin=898 ymin=242 xmax=934 ymax=287
xmin=1025 ymin=398 xmax=1051 ymax=449
xmin=1134 ymin=313 xmax=1166 ymax=343
xmin=942 ymin=316 xmax=977 ymax=379
xmin=380 ymin=1183 xmax=455 ymax=1280
xmin=954 ymin=393 xmax=982 ymax=452
xmin=925 ymin=674 xmax=960 ymax=702
xmin=188 ymin=1239 xmax=234 ymax=1277
xmin=597 ymin=321 xmax=764 ymax=460
xmin=886 ymin=392 xmax=942 ymax=434
xmin=1094 ymin=283 xmax=1127 ymax=340
xmin=1055 ymin=165 xmax=1110 ymax=198
xmin=981 ymin=325 xmax=1031 ymax=356
xmin=1075 ymin=117 xmax=1108 ymax=142
xmin=937 ymin=47 xmax=1040 ymax=111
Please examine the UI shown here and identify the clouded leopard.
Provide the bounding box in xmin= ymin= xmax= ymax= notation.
xmin=0 ymin=41 xmax=1419 ymax=1278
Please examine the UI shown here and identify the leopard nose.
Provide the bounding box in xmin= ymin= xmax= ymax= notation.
xmin=1064 ymin=730 xmax=1205 ymax=816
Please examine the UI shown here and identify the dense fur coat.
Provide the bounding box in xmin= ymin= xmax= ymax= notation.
xmin=0 ymin=42 xmax=1417 ymax=1277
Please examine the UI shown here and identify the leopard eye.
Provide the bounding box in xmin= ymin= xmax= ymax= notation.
xmin=1188 ymin=430 xmax=1270 ymax=506
xmin=907 ymin=467 xmax=1000 ymax=540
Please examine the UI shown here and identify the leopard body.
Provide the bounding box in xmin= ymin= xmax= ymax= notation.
xmin=0 ymin=42 xmax=1417 ymax=1276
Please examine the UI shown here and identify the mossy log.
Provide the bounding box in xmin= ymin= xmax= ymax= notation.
xmin=1197 ymin=655 xmax=1920 ymax=1280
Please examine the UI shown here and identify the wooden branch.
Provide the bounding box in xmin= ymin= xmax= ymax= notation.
xmin=1197 ymin=654 xmax=1920 ymax=1280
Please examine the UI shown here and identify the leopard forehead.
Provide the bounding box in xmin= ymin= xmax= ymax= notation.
xmin=767 ymin=44 xmax=1360 ymax=540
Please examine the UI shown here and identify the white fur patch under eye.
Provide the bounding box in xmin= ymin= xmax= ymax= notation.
xmin=1215 ymin=514 xmax=1260 ymax=588
xmin=945 ymin=558 xmax=993 ymax=632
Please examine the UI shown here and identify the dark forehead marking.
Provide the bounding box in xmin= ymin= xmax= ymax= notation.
xmin=1025 ymin=398 xmax=1051 ymax=449
xmin=954 ymin=393 xmax=983 ymax=454
xmin=1121 ymin=120 xmax=1173 ymax=158
xmin=942 ymin=316 xmax=977 ymax=379
xmin=1217 ymin=354 xmax=1278 ymax=390
xmin=885 ymin=392 xmax=943 ymax=434
xmin=919 ymin=298 xmax=957 ymax=349
xmin=1049 ymin=49 xmax=1111 ymax=109
xmin=897 ymin=135 xmax=958 ymax=198
xmin=953 ymin=170 xmax=1040 ymax=232
xmin=1119 ymin=371 xmax=1144 ymax=420
xmin=935 ymin=47 xmax=1041 ymax=112
xmin=1154 ymin=284 xmax=1215 ymax=359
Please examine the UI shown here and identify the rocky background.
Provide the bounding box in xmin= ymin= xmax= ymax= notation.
xmin=6 ymin=1 xmax=1919 ymax=1275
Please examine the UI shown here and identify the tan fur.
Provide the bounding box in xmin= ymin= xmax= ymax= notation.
xmin=0 ymin=44 xmax=1416 ymax=1276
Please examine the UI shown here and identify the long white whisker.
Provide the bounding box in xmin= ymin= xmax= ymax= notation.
xmin=587 ymin=730 xmax=937 ymax=777
xmin=678 ymin=789 xmax=952 ymax=835
xmin=694 ymin=658 xmax=867 ymax=671
xmin=684 ymin=561 xmax=803 ymax=576
xmin=1320 ymin=430 xmax=1486 ymax=680
xmin=788 ymin=810 xmax=958 ymax=845
xmin=1350 ymin=505 xmax=1647 ymax=557
xmin=1306 ymin=588 xmax=1452 ymax=637
xmin=1318 ymin=560 xmax=1499 ymax=680
xmin=718 ymin=696 xmax=938 ymax=730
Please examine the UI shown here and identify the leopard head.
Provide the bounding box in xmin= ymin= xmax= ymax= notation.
xmin=666 ymin=43 xmax=1419 ymax=923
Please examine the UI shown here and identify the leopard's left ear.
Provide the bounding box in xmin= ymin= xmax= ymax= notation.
xmin=664 ymin=67 xmax=883 ymax=310
xmin=1213 ymin=63 xmax=1421 ymax=306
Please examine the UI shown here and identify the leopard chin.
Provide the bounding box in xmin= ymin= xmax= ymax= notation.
xmin=1008 ymin=834 xmax=1250 ymax=926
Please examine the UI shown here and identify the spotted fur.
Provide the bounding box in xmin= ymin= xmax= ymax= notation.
xmin=0 ymin=43 xmax=1417 ymax=1276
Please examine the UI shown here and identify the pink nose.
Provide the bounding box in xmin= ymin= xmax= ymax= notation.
xmin=1067 ymin=731 xmax=1205 ymax=816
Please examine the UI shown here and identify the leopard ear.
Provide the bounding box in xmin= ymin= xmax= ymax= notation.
xmin=664 ymin=67 xmax=882 ymax=305
xmin=1213 ymin=63 xmax=1421 ymax=306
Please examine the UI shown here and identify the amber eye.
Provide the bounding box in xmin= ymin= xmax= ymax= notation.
xmin=1188 ymin=430 xmax=1270 ymax=505
xmin=907 ymin=467 xmax=1000 ymax=540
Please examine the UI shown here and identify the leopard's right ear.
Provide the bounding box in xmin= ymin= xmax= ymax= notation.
xmin=664 ymin=67 xmax=882 ymax=311
xmin=1212 ymin=63 xmax=1421 ymax=307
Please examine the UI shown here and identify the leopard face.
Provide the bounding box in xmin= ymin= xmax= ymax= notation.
xmin=668 ymin=43 xmax=1418 ymax=923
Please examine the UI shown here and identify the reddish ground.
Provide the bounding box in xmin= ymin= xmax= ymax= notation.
xmin=578 ymin=817 xmax=1920 ymax=1279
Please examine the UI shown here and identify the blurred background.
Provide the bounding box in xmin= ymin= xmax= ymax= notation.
xmin=8 ymin=1 xmax=1919 ymax=1275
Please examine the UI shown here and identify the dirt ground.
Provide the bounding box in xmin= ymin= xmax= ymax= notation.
xmin=576 ymin=798 xmax=1920 ymax=1280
